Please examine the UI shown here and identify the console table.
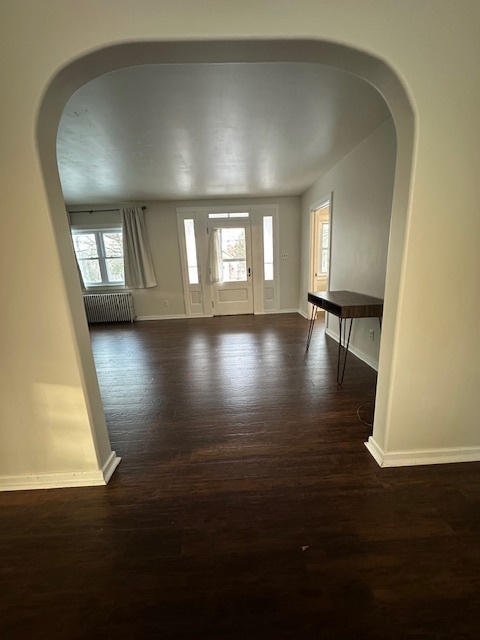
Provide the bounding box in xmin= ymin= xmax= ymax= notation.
xmin=306 ymin=290 xmax=383 ymax=385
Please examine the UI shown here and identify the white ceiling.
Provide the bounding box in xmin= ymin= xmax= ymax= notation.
xmin=57 ymin=63 xmax=391 ymax=205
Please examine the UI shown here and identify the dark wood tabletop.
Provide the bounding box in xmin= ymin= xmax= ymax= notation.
xmin=308 ymin=290 xmax=383 ymax=319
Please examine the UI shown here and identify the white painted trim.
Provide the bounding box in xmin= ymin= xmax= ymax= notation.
xmin=177 ymin=205 xmax=272 ymax=215
xmin=140 ymin=311 xmax=300 ymax=321
xmin=298 ymin=309 xmax=309 ymax=319
xmin=364 ymin=436 xmax=385 ymax=466
xmin=102 ymin=451 xmax=122 ymax=484
xmin=0 ymin=453 xmax=121 ymax=492
xmin=365 ymin=437 xmax=480 ymax=468
xmin=136 ymin=314 xmax=188 ymax=321
xmin=177 ymin=204 xmax=281 ymax=317
xmin=310 ymin=195 xmax=332 ymax=212
xmin=255 ymin=308 xmax=301 ymax=315
xmin=325 ymin=327 xmax=378 ymax=371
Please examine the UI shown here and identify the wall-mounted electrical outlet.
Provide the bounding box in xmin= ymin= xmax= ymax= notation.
xmin=163 ymin=300 xmax=169 ymax=307
xmin=369 ymin=329 xmax=375 ymax=341
xmin=281 ymin=253 xmax=289 ymax=259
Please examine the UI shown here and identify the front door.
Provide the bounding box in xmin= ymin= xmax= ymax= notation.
xmin=209 ymin=220 xmax=253 ymax=315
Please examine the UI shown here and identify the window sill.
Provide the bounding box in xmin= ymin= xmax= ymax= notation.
xmin=84 ymin=284 xmax=127 ymax=292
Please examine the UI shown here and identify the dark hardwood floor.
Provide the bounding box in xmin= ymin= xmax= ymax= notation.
xmin=1 ymin=314 xmax=479 ymax=639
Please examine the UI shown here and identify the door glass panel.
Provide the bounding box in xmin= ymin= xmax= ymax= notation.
xmin=322 ymin=223 xmax=329 ymax=248
xmin=222 ymin=260 xmax=246 ymax=282
xmin=220 ymin=228 xmax=247 ymax=282
xmin=318 ymin=222 xmax=329 ymax=274
xmin=321 ymin=249 xmax=329 ymax=274
xmin=320 ymin=222 xmax=330 ymax=274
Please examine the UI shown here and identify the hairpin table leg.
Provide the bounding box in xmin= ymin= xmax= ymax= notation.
xmin=337 ymin=317 xmax=353 ymax=385
xmin=305 ymin=306 xmax=318 ymax=350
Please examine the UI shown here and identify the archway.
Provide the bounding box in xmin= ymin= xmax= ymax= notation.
xmin=36 ymin=39 xmax=415 ymax=480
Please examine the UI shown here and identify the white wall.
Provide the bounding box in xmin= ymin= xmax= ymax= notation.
xmin=300 ymin=119 xmax=396 ymax=368
xmin=70 ymin=196 xmax=302 ymax=318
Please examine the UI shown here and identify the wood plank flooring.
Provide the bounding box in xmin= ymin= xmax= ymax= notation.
xmin=1 ymin=314 xmax=479 ymax=639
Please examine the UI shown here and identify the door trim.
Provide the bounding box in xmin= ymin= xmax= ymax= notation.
xmin=177 ymin=205 xmax=280 ymax=317
xmin=309 ymin=193 xmax=333 ymax=292
xmin=309 ymin=193 xmax=333 ymax=322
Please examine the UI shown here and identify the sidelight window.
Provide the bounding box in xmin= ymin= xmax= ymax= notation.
xmin=263 ymin=216 xmax=274 ymax=280
xmin=183 ymin=219 xmax=199 ymax=284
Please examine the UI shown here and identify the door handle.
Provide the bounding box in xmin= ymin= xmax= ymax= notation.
xmin=248 ymin=267 xmax=251 ymax=277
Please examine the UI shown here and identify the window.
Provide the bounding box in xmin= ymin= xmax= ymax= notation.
xmin=263 ymin=216 xmax=274 ymax=280
xmin=183 ymin=219 xmax=199 ymax=284
xmin=208 ymin=212 xmax=249 ymax=219
xmin=72 ymin=229 xmax=124 ymax=286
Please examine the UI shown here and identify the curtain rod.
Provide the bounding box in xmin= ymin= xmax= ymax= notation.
xmin=68 ymin=206 xmax=146 ymax=214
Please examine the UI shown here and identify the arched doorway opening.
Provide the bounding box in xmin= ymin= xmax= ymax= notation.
xmin=36 ymin=39 xmax=415 ymax=481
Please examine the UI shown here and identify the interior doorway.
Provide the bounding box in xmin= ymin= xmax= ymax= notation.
xmin=36 ymin=39 xmax=414 ymax=475
xmin=309 ymin=196 xmax=332 ymax=316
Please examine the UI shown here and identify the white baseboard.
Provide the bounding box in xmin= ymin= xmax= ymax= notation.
xmin=0 ymin=452 xmax=121 ymax=492
xmin=138 ymin=311 xmax=301 ymax=320
xmin=136 ymin=314 xmax=187 ymax=321
xmin=298 ymin=309 xmax=309 ymax=319
xmin=102 ymin=451 xmax=122 ymax=483
xmin=255 ymin=308 xmax=301 ymax=315
xmin=325 ymin=327 xmax=378 ymax=371
xmin=365 ymin=436 xmax=480 ymax=468
xmin=364 ymin=436 xmax=385 ymax=466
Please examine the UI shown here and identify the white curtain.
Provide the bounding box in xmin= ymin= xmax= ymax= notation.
xmin=209 ymin=228 xmax=223 ymax=283
xmin=121 ymin=207 xmax=157 ymax=289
